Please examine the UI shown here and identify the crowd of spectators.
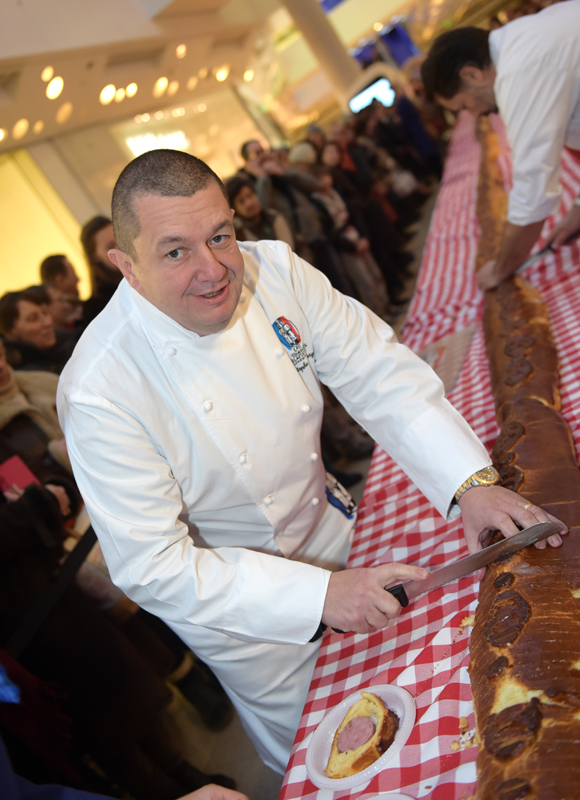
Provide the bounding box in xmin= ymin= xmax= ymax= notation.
xmin=0 ymin=215 xmax=239 ymax=797
xmin=0 ymin=91 xmax=445 ymax=797
xmin=228 ymin=102 xmax=444 ymax=314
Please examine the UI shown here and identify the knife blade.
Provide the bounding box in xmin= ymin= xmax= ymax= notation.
xmin=387 ymin=520 xmax=563 ymax=607
xmin=516 ymin=244 xmax=554 ymax=274
xmin=516 ymin=227 xmax=580 ymax=274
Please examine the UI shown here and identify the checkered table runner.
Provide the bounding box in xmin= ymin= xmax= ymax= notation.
xmin=280 ymin=112 xmax=580 ymax=800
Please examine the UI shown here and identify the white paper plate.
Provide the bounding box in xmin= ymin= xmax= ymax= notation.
xmin=305 ymin=684 xmax=416 ymax=790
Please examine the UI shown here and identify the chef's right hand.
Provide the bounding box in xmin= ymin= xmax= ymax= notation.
xmin=322 ymin=563 xmax=428 ymax=635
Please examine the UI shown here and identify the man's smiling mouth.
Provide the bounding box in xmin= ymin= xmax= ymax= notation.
xmin=201 ymin=285 xmax=227 ymax=299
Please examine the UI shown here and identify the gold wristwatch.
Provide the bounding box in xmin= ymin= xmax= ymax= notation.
xmin=454 ymin=466 xmax=500 ymax=503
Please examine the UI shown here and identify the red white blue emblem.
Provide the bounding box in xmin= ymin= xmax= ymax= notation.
xmin=272 ymin=317 xmax=309 ymax=372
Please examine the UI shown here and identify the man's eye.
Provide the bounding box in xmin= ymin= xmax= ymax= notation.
xmin=167 ymin=249 xmax=184 ymax=259
xmin=211 ymin=234 xmax=228 ymax=245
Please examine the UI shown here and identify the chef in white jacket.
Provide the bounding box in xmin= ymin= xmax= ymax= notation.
xmin=57 ymin=150 xmax=563 ymax=774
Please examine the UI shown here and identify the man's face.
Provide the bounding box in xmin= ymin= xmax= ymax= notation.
xmin=435 ymin=65 xmax=497 ymax=117
xmin=45 ymin=286 xmax=71 ymax=329
xmin=109 ymin=182 xmax=245 ymax=337
xmin=321 ymin=143 xmax=340 ymax=168
xmin=233 ymin=185 xmax=262 ymax=220
xmin=56 ymin=259 xmax=80 ymax=299
xmin=245 ymin=141 xmax=265 ymax=162
xmin=8 ymin=300 xmax=56 ymax=349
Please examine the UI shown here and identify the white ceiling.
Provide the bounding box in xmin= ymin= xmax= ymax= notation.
xmin=0 ymin=0 xmax=278 ymax=153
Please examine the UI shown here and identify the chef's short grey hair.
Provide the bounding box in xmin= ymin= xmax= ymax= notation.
xmin=111 ymin=149 xmax=229 ymax=260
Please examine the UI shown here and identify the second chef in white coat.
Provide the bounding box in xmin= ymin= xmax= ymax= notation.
xmin=57 ymin=150 xmax=564 ymax=774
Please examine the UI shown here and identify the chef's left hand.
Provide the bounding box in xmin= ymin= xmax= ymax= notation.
xmin=458 ymin=484 xmax=567 ymax=563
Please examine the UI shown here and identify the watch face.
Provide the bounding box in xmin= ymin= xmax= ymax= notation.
xmin=475 ymin=466 xmax=500 ymax=484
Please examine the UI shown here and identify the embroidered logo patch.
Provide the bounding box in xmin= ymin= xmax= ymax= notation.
xmin=272 ymin=316 xmax=309 ymax=373
xmin=325 ymin=472 xmax=356 ymax=519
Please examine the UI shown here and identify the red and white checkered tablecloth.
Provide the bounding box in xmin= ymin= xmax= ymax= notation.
xmin=280 ymin=112 xmax=580 ymax=800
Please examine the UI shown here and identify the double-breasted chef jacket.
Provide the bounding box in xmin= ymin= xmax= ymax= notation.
xmin=57 ymin=240 xmax=491 ymax=773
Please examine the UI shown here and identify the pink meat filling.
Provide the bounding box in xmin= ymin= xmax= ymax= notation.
xmin=337 ymin=715 xmax=375 ymax=753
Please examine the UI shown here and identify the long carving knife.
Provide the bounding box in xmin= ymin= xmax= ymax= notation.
xmin=386 ymin=520 xmax=563 ymax=608
xmin=312 ymin=522 xmax=563 ymax=639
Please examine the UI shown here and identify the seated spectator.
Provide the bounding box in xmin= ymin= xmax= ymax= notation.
xmin=0 ymin=487 xmax=235 ymax=799
xmin=40 ymin=255 xmax=82 ymax=327
xmin=0 ymin=337 xmax=232 ymax=732
xmin=26 ymin=284 xmax=78 ymax=331
xmin=79 ymin=216 xmax=122 ymax=326
xmin=226 ymin=176 xmax=294 ymax=248
xmin=0 ymin=338 xmax=72 ymax=477
xmin=0 ymin=290 xmax=76 ymax=374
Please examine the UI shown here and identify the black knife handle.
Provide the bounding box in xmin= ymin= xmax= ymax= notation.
xmin=310 ymin=584 xmax=410 ymax=640
xmin=386 ymin=583 xmax=409 ymax=608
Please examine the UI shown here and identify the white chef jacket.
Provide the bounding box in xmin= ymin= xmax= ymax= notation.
xmin=57 ymin=240 xmax=490 ymax=772
xmin=489 ymin=0 xmax=580 ymax=226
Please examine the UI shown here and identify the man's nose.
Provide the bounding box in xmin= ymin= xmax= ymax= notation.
xmin=195 ymin=247 xmax=228 ymax=283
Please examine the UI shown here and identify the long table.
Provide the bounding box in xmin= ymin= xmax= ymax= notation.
xmin=280 ymin=112 xmax=580 ymax=800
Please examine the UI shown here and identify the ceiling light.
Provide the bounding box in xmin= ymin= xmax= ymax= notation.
xmin=41 ymin=66 xmax=54 ymax=82
xmin=176 ymin=44 xmax=187 ymax=58
xmin=33 ymin=120 xmax=44 ymax=134
xmin=243 ymin=69 xmax=254 ymax=82
xmin=115 ymin=87 xmax=126 ymax=102
xmin=141 ymin=112 xmax=150 ymax=122
xmin=187 ymin=75 xmax=198 ymax=91
xmin=154 ymin=111 xmax=164 ymax=120
xmin=171 ymin=107 xmax=185 ymax=117
xmin=197 ymin=103 xmax=206 ymax=112
xmin=153 ymin=77 xmax=168 ymax=98
xmin=167 ymin=80 xmax=179 ymax=96
xmin=373 ymin=22 xmax=384 ymax=31
xmin=198 ymin=67 xmax=208 ymax=79
xmin=214 ymin=65 xmax=230 ymax=82
xmin=126 ymin=130 xmax=190 ymax=158
xmin=100 ymin=84 xmax=116 ymax=105
xmin=12 ymin=118 xmax=29 ymax=139
xmin=0 ymin=129 xmax=8 ymax=142
xmin=46 ymin=76 xmax=64 ymax=99
xmin=126 ymin=82 xmax=138 ymax=98
xmin=56 ymin=102 xmax=73 ymax=124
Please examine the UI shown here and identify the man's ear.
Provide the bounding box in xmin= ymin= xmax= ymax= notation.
xmin=458 ymin=65 xmax=486 ymax=87
xmin=108 ymin=249 xmax=141 ymax=291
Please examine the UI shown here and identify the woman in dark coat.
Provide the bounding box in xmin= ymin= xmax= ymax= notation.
xmin=79 ymin=217 xmax=123 ymax=327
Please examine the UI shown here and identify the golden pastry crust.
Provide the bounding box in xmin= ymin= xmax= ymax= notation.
xmin=471 ymin=118 xmax=580 ymax=800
